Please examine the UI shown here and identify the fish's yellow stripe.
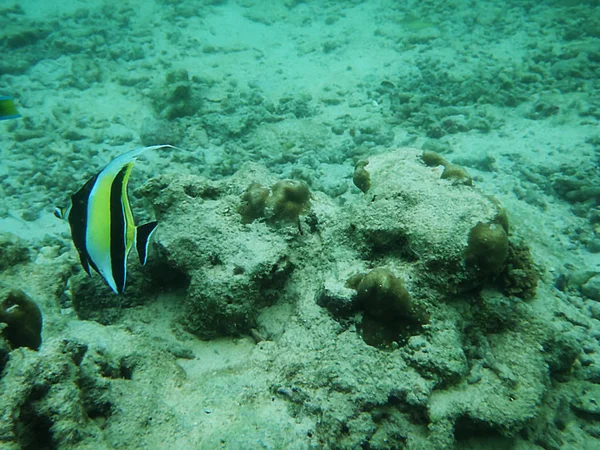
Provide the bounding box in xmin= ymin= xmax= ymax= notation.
xmin=86 ymin=170 xmax=117 ymax=292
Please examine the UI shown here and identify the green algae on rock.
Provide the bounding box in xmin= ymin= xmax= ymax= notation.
xmin=465 ymin=222 xmax=509 ymax=276
xmin=421 ymin=150 xmax=472 ymax=186
xmin=356 ymin=269 xmax=418 ymax=321
xmin=352 ymin=159 xmax=371 ymax=193
xmin=238 ymin=182 xmax=270 ymax=224
xmin=0 ymin=288 xmax=42 ymax=350
xmin=266 ymin=179 xmax=311 ymax=223
xmin=499 ymin=239 xmax=539 ymax=300
xmin=353 ymin=268 xmax=428 ymax=347
xmin=238 ymin=179 xmax=311 ymax=226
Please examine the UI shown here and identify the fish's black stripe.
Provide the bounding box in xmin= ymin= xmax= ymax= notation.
xmin=136 ymin=221 xmax=158 ymax=265
xmin=110 ymin=167 xmax=129 ymax=294
xmin=68 ymin=173 xmax=99 ymax=276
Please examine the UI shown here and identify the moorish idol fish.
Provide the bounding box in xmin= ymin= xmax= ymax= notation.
xmin=0 ymin=96 xmax=21 ymax=121
xmin=56 ymin=145 xmax=175 ymax=294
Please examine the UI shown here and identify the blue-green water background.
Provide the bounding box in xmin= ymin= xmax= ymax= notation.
xmin=1 ymin=1 xmax=599 ymax=449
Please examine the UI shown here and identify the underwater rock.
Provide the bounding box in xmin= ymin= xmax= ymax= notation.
xmin=69 ymin=267 xmax=158 ymax=324
xmin=238 ymin=182 xmax=270 ymax=224
xmin=139 ymin=117 xmax=182 ymax=147
xmin=542 ymin=327 xmax=581 ymax=376
xmin=151 ymin=69 xmax=202 ymax=120
xmin=0 ymin=324 xmax=185 ymax=450
xmin=421 ymin=150 xmax=472 ymax=186
xmin=0 ymin=232 xmax=30 ymax=271
xmin=440 ymin=163 xmax=472 ymax=186
xmin=465 ymin=222 xmax=509 ymax=276
xmin=0 ymin=335 xmax=9 ymax=374
xmin=500 ymin=240 xmax=539 ymax=300
xmin=403 ymin=326 xmax=468 ymax=384
xmin=316 ymin=280 xmax=357 ymax=320
xmin=266 ymin=179 xmax=311 ymax=223
xmin=140 ymin=168 xmax=293 ymax=339
xmin=428 ymin=329 xmax=548 ymax=444
xmin=0 ymin=349 xmax=101 ymax=449
xmin=73 ymin=148 xmax=545 ymax=446
xmin=0 ymin=288 xmax=42 ymax=351
xmin=355 ymin=268 xmax=417 ymax=322
xmin=349 ymin=120 xmax=394 ymax=147
xmin=582 ymin=274 xmax=600 ymax=301
xmin=349 ymin=148 xmax=509 ymax=295
xmin=345 ymin=268 xmax=428 ymax=348
xmin=352 ymin=160 xmax=370 ymax=193
xmin=9 ymin=141 xmax=557 ymax=448
xmin=421 ymin=150 xmax=447 ymax=167
xmin=238 ymin=179 xmax=311 ymax=225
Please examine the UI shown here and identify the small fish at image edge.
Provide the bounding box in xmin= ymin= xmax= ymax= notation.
xmin=0 ymin=96 xmax=22 ymax=121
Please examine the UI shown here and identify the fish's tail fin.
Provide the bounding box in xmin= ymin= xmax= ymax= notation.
xmin=135 ymin=221 xmax=158 ymax=265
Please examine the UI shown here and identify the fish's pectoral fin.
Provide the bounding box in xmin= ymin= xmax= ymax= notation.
xmin=135 ymin=221 xmax=158 ymax=266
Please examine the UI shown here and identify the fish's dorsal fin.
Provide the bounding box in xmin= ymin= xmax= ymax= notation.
xmin=100 ymin=145 xmax=176 ymax=180
xmin=135 ymin=221 xmax=158 ymax=265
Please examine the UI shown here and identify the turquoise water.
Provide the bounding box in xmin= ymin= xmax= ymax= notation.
xmin=0 ymin=1 xmax=599 ymax=449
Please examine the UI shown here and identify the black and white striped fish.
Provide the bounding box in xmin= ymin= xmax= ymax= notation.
xmin=56 ymin=145 xmax=174 ymax=294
